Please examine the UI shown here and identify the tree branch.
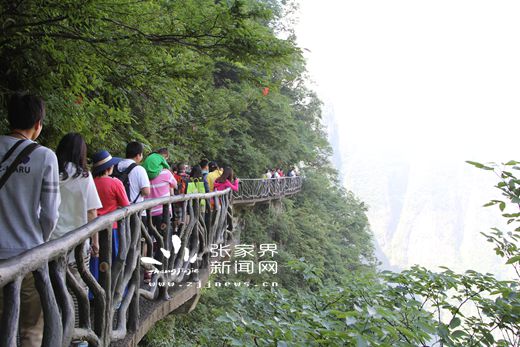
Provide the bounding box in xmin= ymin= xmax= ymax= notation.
xmin=3 ymin=15 xmax=68 ymax=30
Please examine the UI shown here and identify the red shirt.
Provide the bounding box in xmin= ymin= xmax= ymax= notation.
xmin=94 ymin=176 xmax=130 ymax=228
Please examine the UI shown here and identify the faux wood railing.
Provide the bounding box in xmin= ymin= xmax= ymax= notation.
xmin=0 ymin=177 xmax=302 ymax=347
xmin=0 ymin=190 xmax=232 ymax=347
xmin=233 ymin=176 xmax=303 ymax=205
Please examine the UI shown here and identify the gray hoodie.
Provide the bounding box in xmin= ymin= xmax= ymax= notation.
xmin=0 ymin=136 xmax=60 ymax=259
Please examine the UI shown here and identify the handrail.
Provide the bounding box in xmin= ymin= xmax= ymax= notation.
xmin=0 ymin=176 xmax=304 ymax=347
xmin=233 ymin=176 xmax=303 ymax=203
xmin=0 ymin=189 xmax=233 ymax=347
xmin=0 ymin=190 xmax=230 ymax=287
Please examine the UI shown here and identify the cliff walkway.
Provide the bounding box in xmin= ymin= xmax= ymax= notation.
xmin=0 ymin=176 xmax=303 ymax=347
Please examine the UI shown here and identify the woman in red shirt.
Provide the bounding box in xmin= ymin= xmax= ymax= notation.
xmin=90 ymin=150 xmax=129 ymax=283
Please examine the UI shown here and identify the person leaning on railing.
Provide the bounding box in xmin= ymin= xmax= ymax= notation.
xmin=214 ymin=166 xmax=239 ymax=232
xmin=0 ymin=93 xmax=60 ymax=346
xmin=143 ymin=150 xmax=176 ymax=276
xmin=214 ymin=166 xmax=240 ymax=192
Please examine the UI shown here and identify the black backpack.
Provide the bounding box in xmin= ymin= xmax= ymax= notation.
xmin=111 ymin=162 xmax=139 ymax=203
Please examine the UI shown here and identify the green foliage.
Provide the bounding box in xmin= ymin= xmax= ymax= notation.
xmin=5 ymin=1 xmax=518 ymax=346
xmin=211 ymin=162 xmax=520 ymax=347
xmin=467 ymin=161 xmax=520 ymax=278
xmin=213 ymin=267 xmax=436 ymax=346
xmin=205 ymin=263 xmax=519 ymax=347
xmin=181 ymin=248 xmax=516 ymax=347
xmin=236 ymin=168 xmax=375 ymax=288
xmin=141 ymin=287 xmax=238 ymax=346
xmin=144 ymin=160 xmax=520 ymax=346
xmin=1 ymin=0 xmax=321 ymax=177
xmin=385 ymin=266 xmax=519 ymax=347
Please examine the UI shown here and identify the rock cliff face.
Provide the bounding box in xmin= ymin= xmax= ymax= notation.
xmin=324 ymin=111 xmax=513 ymax=279
xmin=341 ymin=150 xmax=513 ymax=278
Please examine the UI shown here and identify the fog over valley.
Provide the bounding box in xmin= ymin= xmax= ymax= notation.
xmin=325 ymin=106 xmax=513 ymax=278
xmin=297 ymin=0 xmax=520 ymax=279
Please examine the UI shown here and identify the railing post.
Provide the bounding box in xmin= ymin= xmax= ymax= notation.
xmin=97 ymin=227 xmax=112 ymax=346
xmin=33 ymin=263 xmax=63 ymax=347
xmin=128 ymin=213 xmax=141 ymax=333
xmin=49 ymin=256 xmax=74 ymax=347
xmin=0 ymin=278 xmax=22 ymax=347
xmin=0 ymin=186 xmax=303 ymax=347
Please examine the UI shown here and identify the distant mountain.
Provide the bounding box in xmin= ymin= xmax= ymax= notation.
xmin=322 ymin=102 xmax=343 ymax=172
xmin=323 ymin=103 xmax=514 ymax=279
xmin=341 ymin=147 xmax=514 ymax=279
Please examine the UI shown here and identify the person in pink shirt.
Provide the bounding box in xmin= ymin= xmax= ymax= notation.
xmin=214 ymin=166 xmax=239 ymax=232
xmin=147 ymin=165 xmax=177 ymax=231
xmin=214 ymin=166 xmax=240 ymax=192
xmin=142 ymin=151 xmax=177 ymax=282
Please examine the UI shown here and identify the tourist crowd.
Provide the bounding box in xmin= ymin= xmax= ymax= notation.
xmin=0 ymin=94 xmax=242 ymax=346
xmin=263 ymin=167 xmax=298 ymax=179
xmin=0 ymin=93 xmax=302 ymax=346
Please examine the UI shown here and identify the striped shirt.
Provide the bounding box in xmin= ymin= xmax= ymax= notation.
xmin=147 ymin=169 xmax=177 ymax=216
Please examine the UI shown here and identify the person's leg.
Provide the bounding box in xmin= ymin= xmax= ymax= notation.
xmin=69 ymin=250 xmax=90 ymax=326
xmin=112 ymin=228 xmax=119 ymax=259
xmin=140 ymin=216 xmax=154 ymax=283
xmin=19 ymin=273 xmax=44 ymax=347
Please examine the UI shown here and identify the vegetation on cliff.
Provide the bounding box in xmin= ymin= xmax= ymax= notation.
xmin=1 ymin=0 xmax=325 ymax=177
xmin=2 ymin=0 xmax=518 ymax=346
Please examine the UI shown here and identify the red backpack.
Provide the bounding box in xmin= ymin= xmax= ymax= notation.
xmin=173 ymin=172 xmax=189 ymax=195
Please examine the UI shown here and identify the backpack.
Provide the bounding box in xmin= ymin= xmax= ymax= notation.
xmin=173 ymin=173 xmax=189 ymax=195
xmin=187 ymin=178 xmax=206 ymax=207
xmin=111 ymin=162 xmax=139 ymax=203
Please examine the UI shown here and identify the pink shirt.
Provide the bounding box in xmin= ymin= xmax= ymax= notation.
xmin=214 ymin=179 xmax=239 ymax=192
xmin=148 ymin=169 xmax=177 ymax=216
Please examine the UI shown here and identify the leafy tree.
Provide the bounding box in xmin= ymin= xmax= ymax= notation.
xmin=1 ymin=0 xmax=317 ymax=176
xmin=467 ymin=161 xmax=520 ymax=277
xmin=144 ymin=161 xmax=520 ymax=347
xmin=208 ymin=162 xmax=520 ymax=347
xmin=4 ymin=1 xmax=518 ymax=346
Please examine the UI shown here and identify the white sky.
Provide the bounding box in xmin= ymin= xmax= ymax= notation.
xmin=296 ymin=0 xmax=520 ymax=161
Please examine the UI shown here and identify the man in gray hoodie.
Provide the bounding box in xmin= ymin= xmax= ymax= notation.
xmin=0 ymin=93 xmax=60 ymax=346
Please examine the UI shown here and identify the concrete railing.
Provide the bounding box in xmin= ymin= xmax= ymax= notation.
xmin=233 ymin=176 xmax=303 ymax=205
xmin=0 ymin=189 xmax=232 ymax=347
xmin=0 ymin=176 xmax=303 ymax=346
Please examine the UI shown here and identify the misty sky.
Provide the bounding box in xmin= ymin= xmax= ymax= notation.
xmin=295 ymin=1 xmax=519 ymax=275
xmin=296 ymin=0 xmax=520 ymax=162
